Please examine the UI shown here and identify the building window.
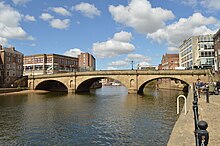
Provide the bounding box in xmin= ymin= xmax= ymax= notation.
xmin=7 ymin=64 xmax=10 ymax=69
xmin=6 ymin=78 xmax=10 ymax=82
xmin=18 ymin=65 xmax=22 ymax=70
xmin=13 ymin=71 xmax=16 ymax=76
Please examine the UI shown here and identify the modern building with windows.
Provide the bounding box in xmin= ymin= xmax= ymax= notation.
xmin=179 ymin=34 xmax=214 ymax=69
xmin=214 ymin=29 xmax=220 ymax=71
xmin=23 ymin=54 xmax=79 ymax=76
xmin=161 ymin=53 xmax=179 ymax=70
xmin=0 ymin=45 xmax=23 ymax=87
xmin=78 ymin=52 xmax=96 ymax=71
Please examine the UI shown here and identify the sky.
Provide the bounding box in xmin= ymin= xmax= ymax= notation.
xmin=0 ymin=0 xmax=219 ymax=70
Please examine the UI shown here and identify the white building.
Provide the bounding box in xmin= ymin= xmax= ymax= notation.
xmin=179 ymin=34 xmax=214 ymax=69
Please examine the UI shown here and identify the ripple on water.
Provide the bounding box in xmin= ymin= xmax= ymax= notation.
xmin=0 ymin=87 xmax=185 ymax=145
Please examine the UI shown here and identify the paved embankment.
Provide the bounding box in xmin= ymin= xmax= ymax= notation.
xmin=0 ymin=89 xmax=49 ymax=96
xmin=167 ymin=89 xmax=220 ymax=146
xmin=0 ymin=88 xmax=24 ymax=94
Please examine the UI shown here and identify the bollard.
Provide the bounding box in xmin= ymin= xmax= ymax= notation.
xmin=197 ymin=121 xmax=209 ymax=146
xmin=205 ymin=87 xmax=209 ymax=103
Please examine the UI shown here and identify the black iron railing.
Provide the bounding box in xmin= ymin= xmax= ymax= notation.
xmin=193 ymin=84 xmax=209 ymax=146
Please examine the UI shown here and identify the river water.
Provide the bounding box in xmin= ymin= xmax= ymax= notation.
xmin=0 ymin=86 xmax=185 ymax=146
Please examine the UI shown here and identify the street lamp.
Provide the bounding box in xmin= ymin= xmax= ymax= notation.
xmin=131 ymin=61 xmax=134 ymax=70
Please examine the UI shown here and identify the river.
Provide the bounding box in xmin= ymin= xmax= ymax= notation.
xmin=0 ymin=86 xmax=186 ymax=145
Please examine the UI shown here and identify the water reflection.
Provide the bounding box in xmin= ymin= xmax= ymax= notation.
xmin=0 ymin=86 xmax=185 ymax=145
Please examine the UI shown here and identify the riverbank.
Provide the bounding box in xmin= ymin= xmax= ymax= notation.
xmin=167 ymin=89 xmax=220 ymax=145
xmin=0 ymin=89 xmax=49 ymax=96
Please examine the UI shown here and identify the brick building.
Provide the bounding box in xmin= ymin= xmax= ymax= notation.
xmin=0 ymin=45 xmax=23 ymax=87
xmin=161 ymin=53 xmax=179 ymax=70
xmin=78 ymin=52 xmax=96 ymax=71
xmin=23 ymin=54 xmax=79 ymax=76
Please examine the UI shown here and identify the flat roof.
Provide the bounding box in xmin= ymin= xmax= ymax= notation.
xmin=24 ymin=53 xmax=78 ymax=59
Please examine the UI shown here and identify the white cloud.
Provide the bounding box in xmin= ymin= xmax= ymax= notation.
xmin=181 ymin=0 xmax=197 ymax=7
xmin=200 ymin=0 xmax=220 ymax=11
xmin=24 ymin=14 xmax=36 ymax=22
xmin=0 ymin=2 xmax=33 ymax=41
xmin=64 ymin=48 xmax=82 ymax=57
xmin=109 ymin=60 xmax=129 ymax=66
xmin=0 ymin=37 xmax=8 ymax=46
xmin=40 ymin=12 xmax=70 ymax=29
xmin=92 ymin=31 xmax=135 ymax=58
xmin=107 ymin=53 xmax=151 ymax=69
xmin=126 ymin=54 xmax=151 ymax=67
xmin=40 ymin=13 xmax=54 ymax=21
xmin=50 ymin=7 xmax=71 ymax=16
xmin=0 ymin=2 xmax=22 ymax=27
xmin=113 ymin=31 xmax=132 ymax=42
xmin=30 ymin=43 xmax=36 ymax=47
xmin=179 ymin=0 xmax=220 ymax=11
xmin=147 ymin=13 xmax=218 ymax=51
xmin=73 ymin=2 xmax=101 ymax=18
xmin=109 ymin=0 xmax=175 ymax=34
xmin=50 ymin=19 xmax=70 ymax=29
xmin=126 ymin=54 xmax=151 ymax=62
xmin=0 ymin=24 xmax=31 ymax=40
xmin=167 ymin=46 xmax=179 ymax=52
xmin=106 ymin=66 xmax=117 ymax=70
xmin=138 ymin=62 xmax=150 ymax=67
xmin=12 ymin=0 xmax=30 ymax=5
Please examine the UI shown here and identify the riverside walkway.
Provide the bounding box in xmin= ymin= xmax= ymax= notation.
xmin=167 ymin=88 xmax=220 ymax=146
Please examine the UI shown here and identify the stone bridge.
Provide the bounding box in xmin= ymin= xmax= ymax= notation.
xmin=28 ymin=69 xmax=212 ymax=94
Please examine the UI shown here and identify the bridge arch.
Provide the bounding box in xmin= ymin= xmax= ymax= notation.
xmin=137 ymin=77 xmax=190 ymax=95
xmin=77 ymin=77 xmax=102 ymax=93
xmin=35 ymin=80 xmax=68 ymax=92
xmin=76 ymin=76 xmax=127 ymax=93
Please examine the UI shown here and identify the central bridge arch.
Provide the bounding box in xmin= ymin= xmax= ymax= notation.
xmin=76 ymin=76 xmax=127 ymax=93
xmin=77 ymin=77 xmax=102 ymax=93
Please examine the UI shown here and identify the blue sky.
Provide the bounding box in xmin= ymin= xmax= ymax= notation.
xmin=0 ymin=0 xmax=219 ymax=70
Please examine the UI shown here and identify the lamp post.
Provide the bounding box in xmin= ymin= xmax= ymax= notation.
xmin=131 ymin=61 xmax=134 ymax=70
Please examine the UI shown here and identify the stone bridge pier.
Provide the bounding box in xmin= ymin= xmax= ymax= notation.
xmin=28 ymin=70 xmax=212 ymax=94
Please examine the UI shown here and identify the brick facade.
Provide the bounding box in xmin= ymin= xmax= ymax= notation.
xmin=161 ymin=54 xmax=179 ymax=70
xmin=0 ymin=45 xmax=23 ymax=87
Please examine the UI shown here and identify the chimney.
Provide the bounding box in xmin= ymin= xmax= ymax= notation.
xmin=11 ymin=47 xmax=15 ymax=51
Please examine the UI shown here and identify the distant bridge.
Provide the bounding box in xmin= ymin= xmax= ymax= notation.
xmin=28 ymin=70 xmax=212 ymax=94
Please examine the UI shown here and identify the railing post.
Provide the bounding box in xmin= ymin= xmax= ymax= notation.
xmin=205 ymin=86 xmax=209 ymax=103
xmin=193 ymin=89 xmax=199 ymax=146
xmin=197 ymin=121 xmax=209 ymax=146
xmin=193 ymin=100 xmax=199 ymax=146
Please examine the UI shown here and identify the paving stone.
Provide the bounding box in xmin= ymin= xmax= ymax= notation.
xmin=167 ymin=89 xmax=220 ymax=146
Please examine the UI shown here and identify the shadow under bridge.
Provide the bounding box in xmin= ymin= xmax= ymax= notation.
xmin=35 ymin=80 xmax=68 ymax=92
xmin=137 ymin=77 xmax=190 ymax=95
